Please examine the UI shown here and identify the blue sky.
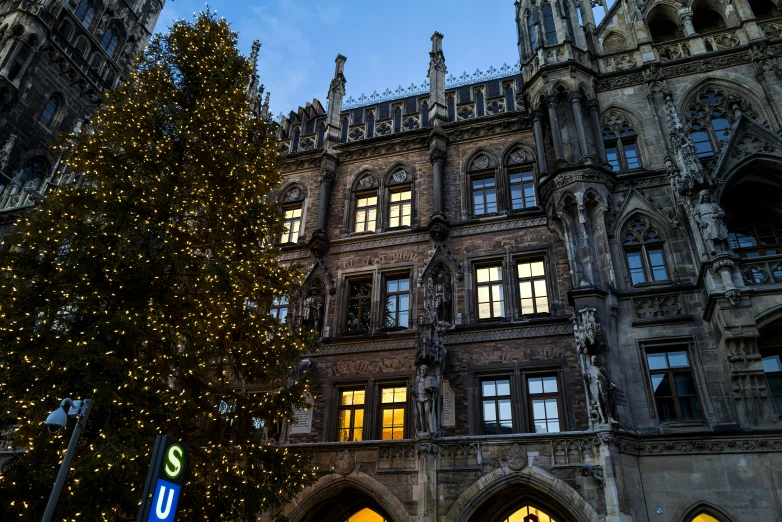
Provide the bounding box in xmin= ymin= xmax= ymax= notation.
xmin=157 ymin=0 xmax=526 ymax=117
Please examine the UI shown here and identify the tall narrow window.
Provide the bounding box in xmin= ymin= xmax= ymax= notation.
xmin=476 ymin=266 xmax=504 ymax=319
xmin=384 ymin=276 xmax=410 ymax=328
xmin=517 ymin=260 xmax=549 ymax=315
xmin=447 ymin=96 xmax=455 ymax=122
xmin=291 ymin=127 xmax=301 ymax=152
xmin=40 ymin=96 xmax=60 ymax=126
xmin=602 ymin=119 xmax=642 ymax=171
xmin=475 ymin=89 xmax=485 ymax=118
xmin=340 ymin=116 xmax=349 ymax=143
xmin=622 ymin=217 xmax=669 ymax=285
xmin=74 ymin=0 xmax=95 ymax=26
xmin=270 ymin=296 xmax=289 ymax=323
xmin=504 ymin=82 xmax=516 ymax=111
xmin=389 ymin=187 xmax=412 ymax=228
xmin=316 ymin=122 xmax=325 ymax=148
xmin=481 ymin=378 xmax=512 ymax=434
xmin=100 ymin=21 xmax=122 ymax=58
xmin=346 ymin=280 xmax=373 ymax=334
xmin=366 ymin=111 xmax=375 ymax=139
xmin=420 ymin=100 xmax=429 ymax=127
xmin=527 ymin=13 xmax=537 ymax=52
xmin=472 ymin=175 xmax=497 ymax=216
xmin=380 ymin=386 xmax=406 ymax=440
xmin=354 ymin=193 xmax=377 ymax=232
xmin=528 ymin=375 xmax=560 ymax=433
xmin=542 ymin=4 xmax=557 ymax=46
xmin=393 ymin=106 xmax=402 ymax=133
xmin=762 ymin=353 xmax=782 ymax=415
xmin=509 ymin=169 xmax=536 ymax=209
xmin=338 ymin=389 xmax=365 ymax=441
xmin=282 ymin=205 xmax=302 ymax=244
xmin=646 ymin=349 xmax=702 ymax=422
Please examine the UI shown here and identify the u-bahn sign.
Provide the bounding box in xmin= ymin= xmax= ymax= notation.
xmin=137 ymin=435 xmax=189 ymax=522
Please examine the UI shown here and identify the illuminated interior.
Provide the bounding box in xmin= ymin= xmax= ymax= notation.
xmin=691 ymin=515 xmax=720 ymax=522
xmin=346 ymin=508 xmax=387 ymax=522
xmin=505 ymin=505 xmax=556 ymax=522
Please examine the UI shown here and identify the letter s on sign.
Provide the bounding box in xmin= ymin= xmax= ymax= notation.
xmin=164 ymin=443 xmax=184 ymax=480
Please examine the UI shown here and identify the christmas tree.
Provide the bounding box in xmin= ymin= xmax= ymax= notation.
xmin=0 ymin=12 xmax=318 ymax=521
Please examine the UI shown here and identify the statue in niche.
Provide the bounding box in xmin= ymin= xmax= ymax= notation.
xmin=413 ymin=364 xmax=440 ymax=436
xmin=301 ymin=286 xmax=324 ymax=333
xmin=425 ymin=264 xmax=452 ymax=325
xmin=584 ymin=355 xmax=617 ymax=426
xmin=693 ymin=190 xmax=729 ymax=255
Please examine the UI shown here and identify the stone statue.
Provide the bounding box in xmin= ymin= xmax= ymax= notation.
xmin=434 ymin=271 xmax=452 ymax=324
xmin=584 ymin=355 xmax=617 ymax=425
xmin=302 ymin=286 xmax=324 ymax=333
xmin=573 ymin=307 xmax=601 ymax=353
xmin=413 ymin=364 xmax=439 ymax=436
xmin=693 ymin=190 xmax=729 ymax=255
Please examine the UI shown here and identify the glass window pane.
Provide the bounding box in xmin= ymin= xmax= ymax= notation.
xmin=478 ymin=302 xmax=491 ymax=319
xmin=399 ymin=278 xmax=410 ymax=292
xmin=667 ymin=351 xmax=689 ymax=368
xmin=382 ymin=388 xmax=394 ymax=403
xmin=383 ymin=408 xmax=393 ymax=426
xmin=477 ymin=268 xmax=490 ymax=283
xmin=395 ymin=388 xmax=407 ymax=403
xmin=387 ymin=279 xmax=398 ymax=293
xmin=545 ymin=398 xmax=559 ymax=418
xmin=679 ymin=395 xmax=702 ymax=421
xmin=547 ymin=421 xmax=560 ymax=433
xmin=532 ymin=399 xmax=546 ymax=420
xmin=674 ymin=373 xmax=697 ymax=396
xmin=518 ymin=262 xmax=531 ymax=279
xmin=477 ymin=285 xmax=491 ymax=303
xmin=651 ymin=373 xmax=672 ymax=397
xmin=762 ymin=355 xmax=782 ymax=373
xmin=340 ymin=410 xmax=352 ymax=428
xmin=496 ymin=379 xmax=510 ymax=396
xmin=624 ymin=143 xmax=640 ymax=169
xmin=519 ymin=281 xmax=533 ymax=299
xmin=647 ymin=352 xmax=668 ymax=370
xmin=656 ymin=397 xmax=678 ymax=422
xmin=606 ymin=146 xmax=620 ymax=170
xmin=354 ymin=409 xmax=364 ymax=428
xmin=535 ymin=297 xmax=549 ymax=313
xmin=542 ymin=376 xmax=558 ymax=393
xmin=353 ymin=390 xmax=365 ymax=405
xmin=498 ymin=399 xmax=512 ymax=422
xmin=341 ymin=390 xmax=354 ymax=405
xmin=528 ymin=377 xmax=543 ymax=395
xmin=483 ymin=400 xmax=496 ymax=421
xmin=482 ymin=381 xmax=496 ymax=397
xmin=530 ymin=261 xmax=545 ymax=277
xmin=533 ymin=279 xmax=548 ymax=298
xmin=521 ymin=298 xmax=535 ymax=315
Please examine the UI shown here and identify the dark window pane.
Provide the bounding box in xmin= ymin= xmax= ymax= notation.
xmin=626 ymin=251 xmax=646 ymax=284
xmin=606 ymin=146 xmax=620 ymax=170
xmin=667 ymin=351 xmax=689 ymax=368
xmin=674 ymin=373 xmax=697 ymax=396
xmin=656 ymin=397 xmax=678 ymax=422
xmin=542 ymin=4 xmax=557 ymax=45
xmin=647 ymin=352 xmax=668 ymax=370
xmin=624 ymin=142 xmax=640 ymax=169
xmin=651 ymin=373 xmax=672 ymax=397
xmin=679 ymin=395 xmax=702 ymax=421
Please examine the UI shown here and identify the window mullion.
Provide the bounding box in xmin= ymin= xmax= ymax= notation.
xmin=616 ymin=139 xmax=627 ymax=170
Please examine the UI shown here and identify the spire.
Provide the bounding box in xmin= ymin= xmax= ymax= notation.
xmin=246 ymin=40 xmax=262 ymax=102
xmin=428 ymin=32 xmax=448 ymax=125
xmin=325 ymin=54 xmax=347 ymax=148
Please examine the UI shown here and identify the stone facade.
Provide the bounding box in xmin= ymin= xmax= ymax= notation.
xmin=270 ymin=1 xmax=782 ymax=521
xmin=0 ymin=0 xmax=164 ymax=231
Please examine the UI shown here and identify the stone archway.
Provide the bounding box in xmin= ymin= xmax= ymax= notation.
xmin=284 ymin=472 xmax=412 ymax=522
xmin=446 ymin=467 xmax=600 ymax=522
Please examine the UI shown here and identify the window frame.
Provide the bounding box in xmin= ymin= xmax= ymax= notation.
xmin=281 ymin=203 xmax=303 ymax=245
xmin=270 ymin=296 xmax=289 ymax=323
xmin=383 ymin=274 xmax=411 ymax=330
xmin=475 ymin=263 xmax=506 ymax=321
xmin=470 ymin=172 xmax=498 ymax=217
xmin=621 ymin=217 xmax=671 ymax=286
xmin=525 ymin=372 xmax=563 ymax=434
xmin=39 ymin=96 xmax=60 ymax=127
xmin=353 ymin=189 xmax=379 ymax=233
xmin=641 ymin=341 xmax=705 ymax=425
xmin=74 ymin=0 xmax=95 ymax=27
xmin=728 ymin=215 xmax=782 ymax=258
xmin=602 ymin=127 xmax=642 ymax=171
xmin=515 ymin=258 xmax=550 ymax=316
xmin=386 ymin=184 xmax=412 ymax=230
xmin=480 ymin=375 xmax=515 ymax=435
xmin=507 ymin=165 xmax=538 ymax=211
xmin=542 ymin=4 xmax=558 ymax=46
xmin=336 ymin=387 xmax=367 ymax=442
xmin=378 ymin=384 xmax=409 ymax=440
xmin=100 ymin=21 xmax=122 ymax=58
xmin=344 ymin=278 xmax=374 ymax=335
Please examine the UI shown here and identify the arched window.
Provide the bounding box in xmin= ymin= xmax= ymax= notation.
xmin=345 ymin=508 xmax=387 ymax=522
xmin=74 ymin=0 xmax=95 ymax=27
xmin=291 ymin=126 xmax=301 ymax=152
xmin=647 ymin=5 xmax=684 ymax=43
xmin=281 ymin=186 xmax=304 ymax=244
xmin=527 ymin=12 xmax=537 ymax=52
xmin=690 ymin=515 xmax=720 ymax=522
xmin=542 ymin=4 xmax=557 ymax=45
xmin=749 ymin=0 xmax=782 ymax=20
xmin=686 ymin=88 xmax=754 ymax=159
xmin=100 ymin=21 xmax=122 ymax=58
xmin=340 ymin=115 xmax=349 ymax=143
xmin=504 ymin=505 xmax=558 ymax=521
xmin=505 ymin=147 xmax=537 ymax=210
xmin=447 ymin=95 xmax=455 ymax=122
xmin=40 ymin=95 xmax=61 ymax=126
xmin=420 ymin=100 xmax=429 ymax=127
xmin=352 ymin=173 xmax=378 ymax=233
xmin=393 ymin=105 xmax=402 ymax=133
xmin=468 ymin=154 xmax=497 ymax=216
xmin=504 ymin=81 xmax=516 ymax=111
xmin=385 ymin=169 xmax=412 ymax=229
xmin=475 ymin=88 xmax=485 ymax=118
xmin=602 ymin=113 xmax=641 ymax=171
xmin=692 ymin=6 xmax=727 ymax=33
xmin=59 ymin=20 xmax=74 ymax=40
xmin=365 ymin=110 xmax=375 ymax=138
xmin=75 ymin=37 xmax=88 ymax=57
xmin=622 ymin=216 xmax=669 ymax=285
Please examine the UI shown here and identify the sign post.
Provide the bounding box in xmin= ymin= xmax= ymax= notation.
xmin=136 ymin=435 xmax=189 ymax=522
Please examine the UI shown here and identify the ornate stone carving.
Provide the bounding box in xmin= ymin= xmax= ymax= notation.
xmin=693 ymin=190 xmax=729 ymax=255
xmin=415 ymin=440 xmax=439 ymax=454
xmin=358 ymin=175 xmax=375 ymax=189
xmin=392 ymin=169 xmax=407 ymax=182
xmin=429 ymin=148 xmax=447 ymax=165
xmin=584 ymin=354 xmax=618 ymax=426
xmin=501 ymin=443 xmax=527 ymax=471
xmin=333 ymin=449 xmax=355 ymax=475
xmin=508 ymin=148 xmax=526 ymax=164
xmin=471 ymin=155 xmax=489 ymax=170
xmin=285 ymin=187 xmax=302 ymax=201
xmin=573 ymin=307 xmax=603 ymax=354
xmin=301 ymin=286 xmax=324 ymax=334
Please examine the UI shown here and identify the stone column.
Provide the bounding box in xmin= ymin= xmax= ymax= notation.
xmin=532 ymin=109 xmax=549 ymax=175
xmin=545 ymin=96 xmax=567 ymax=168
xmin=569 ymin=91 xmax=593 ymax=163
xmin=316 ymin=168 xmax=336 ymax=232
xmin=416 ymin=441 xmax=438 ymax=522
xmin=430 ymin=148 xmax=446 ymax=216
xmin=586 ymin=99 xmax=609 ymax=167
xmin=428 ymin=32 xmax=448 ymax=125
xmin=679 ymin=9 xmax=696 ymax=37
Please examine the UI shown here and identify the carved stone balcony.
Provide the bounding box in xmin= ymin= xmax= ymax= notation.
xmin=654 ymin=27 xmax=746 ymax=63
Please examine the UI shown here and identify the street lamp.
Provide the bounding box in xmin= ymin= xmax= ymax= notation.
xmin=41 ymin=398 xmax=94 ymax=522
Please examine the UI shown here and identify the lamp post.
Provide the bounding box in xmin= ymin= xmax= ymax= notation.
xmin=42 ymin=398 xmax=94 ymax=522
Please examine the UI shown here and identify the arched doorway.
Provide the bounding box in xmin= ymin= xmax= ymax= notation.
xmin=504 ymin=505 xmax=559 ymax=521
xmin=346 ymin=508 xmax=388 ymax=522
xmin=294 ymin=488 xmax=395 ymax=522
xmin=464 ymin=488 xmax=580 ymax=522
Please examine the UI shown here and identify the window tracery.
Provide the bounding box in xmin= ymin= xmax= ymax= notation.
xmin=622 ymin=216 xmax=669 ymax=285
xmin=685 ymin=87 xmax=756 ymax=158
xmin=602 ymin=112 xmax=641 ymax=171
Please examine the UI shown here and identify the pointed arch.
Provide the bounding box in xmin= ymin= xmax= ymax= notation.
xmin=501 ymin=140 xmax=537 ymax=166
xmin=679 ymin=501 xmax=736 ymax=522
xmin=679 ymin=77 xmax=775 ymax=131
xmin=446 ymin=466 xmax=600 ymax=522
xmin=381 ymin=159 xmax=418 ymax=187
xmin=602 ymin=31 xmax=628 ymax=53
xmin=284 ymin=472 xmax=411 ymax=522
xmin=464 ymin=146 xmax=500 ymax=172
xmin=616 ymin=210 xmax=673 ymax=286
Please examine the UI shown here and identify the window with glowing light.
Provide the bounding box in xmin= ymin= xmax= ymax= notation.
xmin=504 ymin=505 xmax=557 ymax=522
xmin=476 ymin=265 xmax=504 ymax=319
xmin=517 ymin=260 xmax=548 ymax=315
xmin=338 ymin=389 xmax=365 ymax=441
xmin=345 ymin=508 xmax=387 ymax=522
xmin=282 ymin=206 xmax=302 ymax=244
xmin=380 ymin=386 xmax=406 ymax=440
xmin=388 ymin=187 xmax=412 ymax=228
xmin=354 ymin=193 xmax=378 ymax=233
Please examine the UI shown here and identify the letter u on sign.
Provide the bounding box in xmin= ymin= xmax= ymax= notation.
xmin=149 ymin=479 xmax=181 ymax=522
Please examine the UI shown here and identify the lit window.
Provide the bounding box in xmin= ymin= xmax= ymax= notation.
xmin=338 ymin=389 xmax=365 ymax=441
xmin=509 ymin=169 xmax=536 ymax=209
xmin=380 ymin=386 xmax=406 ymax=440
xmin=528 ymin=375 xmax=560 ymax=433
xmin=517 ymin=261 xmax=548 ymax=315
xmin=384 ymin=277 xmax=410 ymax=328
xmin=346 ymin=280 xmax=373 ymax=334
xmin=472 ymin=175 xmax=497 ymax=215
xmin=355 ymin=194 xmax=377 ymax=232
xmin=389 ymin=188 xmax=412 ymax=228
xmin=476 ymin=266 xmax=504 ymax=319
xmin=282 ymin=206 xmax=302 ymax=244
xmin=74 ymin=0 xmax=95 ymax=26
xmin=505 ymin=506 xmax=557 ymax=522
xmin=40 ymin=97 xmax=59 ymax=125
xmin=270 ymin=296 xmax=288 ymax=323
xmin=346 ymin=509 xmax=387 ymax=522
xmin=646 ymin=349 xmax=702 ymax=422
xmin=481 ymin=378 xmax=512 ymax=434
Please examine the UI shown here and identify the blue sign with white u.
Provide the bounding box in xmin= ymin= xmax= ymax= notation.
xmin=148 ymin=478 xmax=181 ymax=522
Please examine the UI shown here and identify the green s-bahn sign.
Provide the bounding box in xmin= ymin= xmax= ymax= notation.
xmin=136 ymin=435 xmax=189 ymax=522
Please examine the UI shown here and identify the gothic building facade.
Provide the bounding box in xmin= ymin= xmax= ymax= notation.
xmin=0 ymin=0 xmax=164 ymax=232
xmin=269 ymin=0 xmax=782 ymax=520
